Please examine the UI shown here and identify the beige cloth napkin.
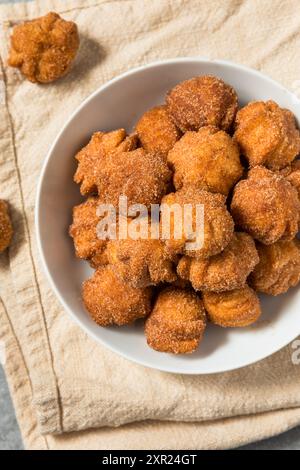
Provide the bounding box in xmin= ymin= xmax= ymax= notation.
xmin=1 ymin=0 xmax=300 ymax=450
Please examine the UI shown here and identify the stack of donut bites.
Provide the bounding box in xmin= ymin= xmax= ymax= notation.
xmin=70 ymin=75 xmax=300 ymax=355
xmin=3 ymin=12 xmax=300 ymax=355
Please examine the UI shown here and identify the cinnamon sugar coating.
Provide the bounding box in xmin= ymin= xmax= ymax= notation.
xmin=177 ymin=232 xmax=259 ymax=292
xmin=249 ymin=239 xmax=300 ymax=295
xmin=106 ymin=220 xmax=177 ymax=288
xmin=168 ymin=125 xmax=242 ymax=195
xmin=166 ymin=75 xmax=238 ymax=132
xmin=234 ymin=101 xmax=300 ymax=170
xmin=74 ymin=129 xmax=138 ymax=196
xmin=69 ymin=196 xmax=110 ymax=267
xmin=82 ymin=266 xmax=152 ymax=326
xmin=96 ymin=148 xmax=171 ymax=208
xmin=145 ymin=287 xmax=206 ymax=354
xmin=203 ymin=286 xmax=261 ymax=328
xmin=135 ymin=105 xmax=181 ymax=157
xmin=8 ymin=12 xmax=79 ymax=83
xmin=231 ymin=166 xmax=300 ymax=244
xmin=280 ymin=160 xmax=300 ymax=200
xmin=161 ymin=187 xmax=234 ymax=259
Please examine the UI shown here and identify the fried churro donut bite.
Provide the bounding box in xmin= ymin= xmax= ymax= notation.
xmin=177 ymin=232 xmax=259 ymax=292
xmin=8 ymin=12 xmax=79 ymax=83
xmin=0 ymin=200 xmax=13 ymax=253
xmin=74 ymin=129 xmax=138 ymax=196
xmin=69 ymin=197 xmax=111 ymax=267
xmin=231 ymin=166 xmax=300 ymax=244
xmin=106 ymin=220 xmax=177 ymax=288
xmin=234 ymin=101 xmax=300 ymax=170
xmin=249 ymin=239 xmax=300 ymax=295
xmin=135 ymin=105 xmax=181 ymax=157
xmin=97 ymin=148 xmax=171 ymax=208
xmin=145 ymin=287 xmax=206 ymax=354
xmin=280 ymin=160 xmax=300 ymax=200
xmin=203 ymin=286 xmax=261 ymax=328
xmin=168 ymin=126 xmax=242 ymax=195
xmin=83 ymin=266 xmax=152 ymax=326
xmin=166 ymin=75 xmax=238 ymax=133
xmin=161 ymin=188 xmax=234 ymax=259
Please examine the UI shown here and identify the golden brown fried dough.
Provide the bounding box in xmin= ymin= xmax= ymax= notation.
xmin=83 ymin=266 xmax=152 ymax=326
xmin=96 ymin=148 xmax=171 ymax=208
xmin=161 ymin=188 xmax=234 ymax=259
xmin=69 ymin=197 xmax=111 ymax=267
xmin=168 ymin=277 xmax=191 ymax=290
xmin=280 ymin=160 xmax=300 ymax=200
xmin=145 ymin=287 xmax=206 ymax=354
xmin=8 ymin=12 xmax=79 ymax=83
xmin=74 ymin=129 xmax=138 ymax=196
xmin=106 ymin=221 xmax=177 ymax=287
xmin=135 ymin=105 xmax=180 ymax=157
xmin=231 ymin=166 xmax=300 ymax=244
xmin=166 ymin=75 xmax=238 ymax=132
xmin=72 ymin=77 xmax=300 ymax=348
xmin=168 ymin=126 xmax=242 ymax=195
xmin=203 ymin=286 xmax=261 ymax=328
xmin=116 ymin=133 xmax=139 ymax=152
xmin=177 ymin=232 xmax=259 ymax=292
xmin=0 ymin=200 xmax=13 ymax=253
xmin=249 ymin=239 xmax=300 ymax=295
xmin=234 ymin=101 xmax=300 ymax=170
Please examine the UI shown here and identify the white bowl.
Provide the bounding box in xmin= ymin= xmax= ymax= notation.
xmin=36 ymin=58 xmax=300 ymax=375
